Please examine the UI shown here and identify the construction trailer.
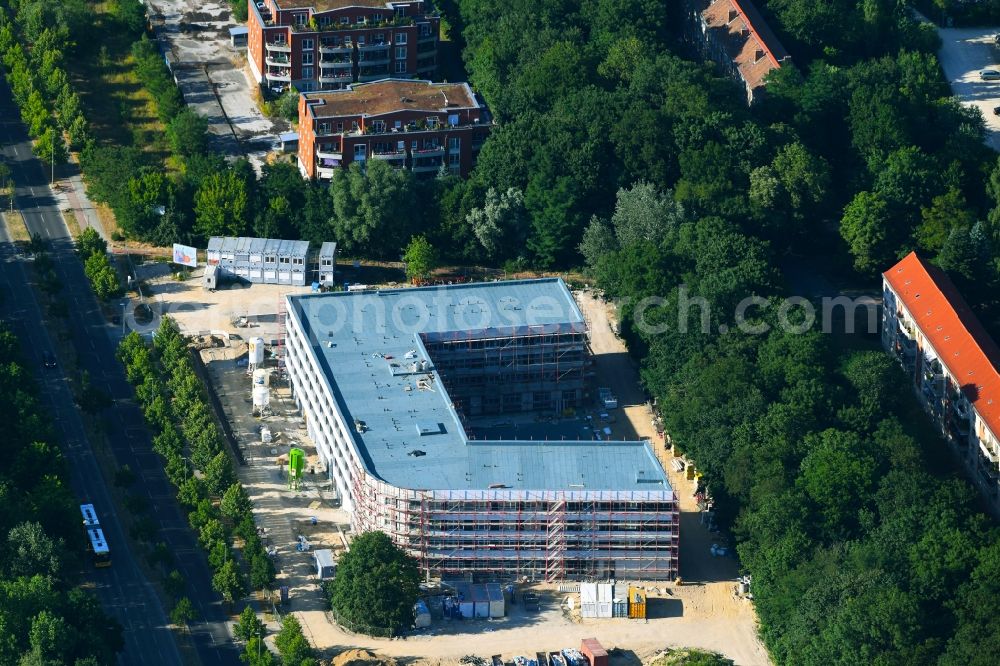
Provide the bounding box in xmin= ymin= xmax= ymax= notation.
xmin=318 ymin=241 xmax=337 ymax=287
xmin=206 ymin=236 xmax=310 ymax=286
xmin=283 ymin=279 xmax=679 ymax=582
xmin=313 ymin=549 xmax=336 ymax=580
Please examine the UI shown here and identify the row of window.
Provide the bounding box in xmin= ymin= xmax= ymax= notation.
xmin=275 ymin=24 xmax=430 ymax=48
xmin=317 ymin=115 xmax=463 ymax=135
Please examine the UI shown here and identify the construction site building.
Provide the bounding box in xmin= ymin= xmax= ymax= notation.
xmin=283 ymin=279 xmax=678 ymax=581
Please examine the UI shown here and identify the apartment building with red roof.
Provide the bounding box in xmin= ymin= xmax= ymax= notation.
xmin=686 ymin=0 xmax=791 ymax=104
xmin=297 ymin=79 xmax=492 ymax=179
xmin=882 ymin=252 xmax=1000 ymax=506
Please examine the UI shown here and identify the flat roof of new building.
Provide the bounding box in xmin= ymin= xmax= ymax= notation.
xmin=287 ymin=279 xmax=672 ymax=495
xmin=303 ymin=79 xmax=478 ymax=119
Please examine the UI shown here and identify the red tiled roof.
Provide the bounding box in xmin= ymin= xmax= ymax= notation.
xmin=701 ymin=0 xmax=789 ymax=93
xmin=884 ymin=252 xmax=1000 ymax=440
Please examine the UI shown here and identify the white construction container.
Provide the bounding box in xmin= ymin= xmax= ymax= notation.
xmin=313 ymin=549 xmax=335 ymax=579
xmin=249 ymin=337 xmax=266 ymax=366
xmin=252 ymin=386 xmax=270 ymax=411
xmin=580 ymin=582 xmax=598 ymax=618
xmin=597 ymin=583 xmax=614 ymax=618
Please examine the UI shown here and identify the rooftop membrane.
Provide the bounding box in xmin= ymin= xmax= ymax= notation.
xmin=287 ymin=278 xmax=672 ymax=494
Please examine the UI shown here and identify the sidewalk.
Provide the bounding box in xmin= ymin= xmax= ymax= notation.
xmin=54 ymin=159 xmax=108 ymax=243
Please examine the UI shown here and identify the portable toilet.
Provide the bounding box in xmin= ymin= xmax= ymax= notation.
xmin=313 ymin=549 xmax=335 ymax=580
xmin=203 ymin=263 xmax=218 ymax=290
xmin=628 ymin=586 xmax=647 ymax=619
xmin=487 ymin=583 xmax=505 ymax=618
xmin=597 ymin=583 xmax=614 ymax=618
xmin=580 ymin=582 xmax=598 ymax=618
xmin=472 ymin=584 xmax=490 ymax=618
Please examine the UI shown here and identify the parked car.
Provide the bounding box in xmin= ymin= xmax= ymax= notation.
xmin=981 ymin=69 xmax=1000 ymax=80
xmin=993 ymin=105 xmax=1000 ymax=116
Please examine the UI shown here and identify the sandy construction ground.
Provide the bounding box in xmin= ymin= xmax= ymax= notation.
xmin=171 ymin=276 xmax=770 ymax=665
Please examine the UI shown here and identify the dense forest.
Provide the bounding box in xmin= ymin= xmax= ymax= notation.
xmin=0 ymin=324 xmax=124 ymax=664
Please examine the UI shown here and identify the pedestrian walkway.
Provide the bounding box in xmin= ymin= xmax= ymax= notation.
xmin=54 ymin=159 xmax=108 ymax=242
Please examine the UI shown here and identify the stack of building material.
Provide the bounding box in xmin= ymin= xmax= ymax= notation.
xmin=580 ymin=638 xmax=609 ymax=666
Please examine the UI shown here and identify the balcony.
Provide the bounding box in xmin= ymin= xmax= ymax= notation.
xmin=265 ymin=42 xmax=291 ymax=53
xmin=412 ymin=145 xmax=444 ymax=157
xmin=265 ymin=54 xmax=290 ymax=67
xmin=358 ymin=70 xmax=390 ymax=82
xmin=320 ymin=54 xmax=352 ymax=64
xmin=266 ymin=69 xmax=291 ymax=82
xmin=317 ymin=166 xmax=336 ymax=180
xmin=371 ymin=150 xmax=406 ymax=160
xmin=320 ymin=45 xmax=353 ymax=55
xmin=358 ymin=42 xmax=389 ymax=51
xmin=411 ymin=163 xmax=442 ymax=173
xmin=418 ymin=31 xmax=436 ymax=43
xmin=319 ymin=71 xmax=353 ymax=83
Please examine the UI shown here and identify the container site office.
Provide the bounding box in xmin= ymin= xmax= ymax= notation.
xmin=318 ymin=242 xmax=337 ymax=287
xmin=206 ymin=237 xmax=312 ymax=286
xmin=283 ymin=279 xmax=680 ymax=582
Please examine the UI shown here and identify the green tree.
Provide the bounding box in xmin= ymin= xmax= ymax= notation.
xmin=33 ymin=126 xmax=66 ymax=167
xmin=167 ymin=108 xmax=209 ymax=157
xmin=194 ymin=170 xmax=248 ymax=241
xmin=7 ymin=521 xmax=62 ymax=579
xmin=204 ymin=451 xmax=236 ymax=496
xmin=242 ymin=638 xmax=275 ymax=666
xmin=915 ymin=187 xmax=975 ymax=253
xmin=466 ymin=186 xmax=528 ymax=262
xmin=329 ymin=531 xmax=420 ymax=632
xmin=169 ymin=597 xmax=196 ymax=628
xmin=234 ymin=604 xmax=264 ymax=643
xmin=578 ymin=216 xmax=618 ymax=272
xmin=249 ymin=552 xmax=276 ymax=591
xmin=273 ymin=614 xmax=314 ymax=666
xmin=839 ymin=190 xmax=896 ymax=275
xmin=330 ymin=160 xmax=418 ymax=257
xmin=77 ymin=227 xmax=107 ymax=259
xmin=402 ymin=235 xmax=437 ymax=281
xmin=211 ymin=558 xmax=245 ymax=604
xmin=276 ymin=87 xmax=299 ymax=121
xmin=221 ymin=483 xmax=252 ymax=521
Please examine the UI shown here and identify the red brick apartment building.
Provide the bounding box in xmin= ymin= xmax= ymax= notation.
xmin=247 ymin=0 xmax=439 ymax=93
xmin=297 ymin=79 xmax=491 ymax=180
xmin=882 ymin=252 xmax=1000 ymax=512
xmin=686 ymin=0 xmax=790 ymax=104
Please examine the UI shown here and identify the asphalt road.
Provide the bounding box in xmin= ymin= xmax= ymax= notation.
xmin=0 ymin=77 xmax=240 ymax=665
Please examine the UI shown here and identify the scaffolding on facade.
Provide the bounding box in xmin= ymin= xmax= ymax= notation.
xmin=348 ymin=460 xmax=679 ymax=582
